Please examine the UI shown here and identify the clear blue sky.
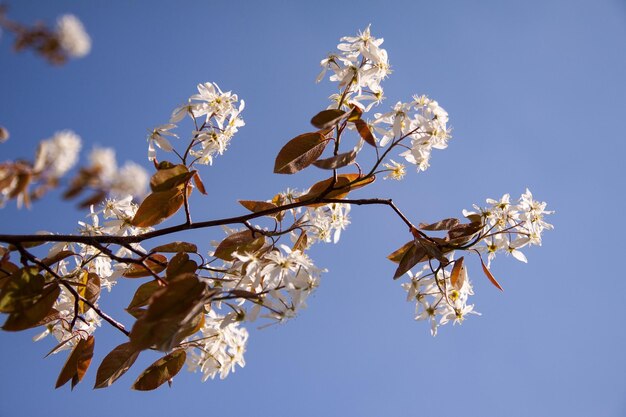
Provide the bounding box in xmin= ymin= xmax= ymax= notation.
xmin=1 ymin=1 xmax=625 ymax=416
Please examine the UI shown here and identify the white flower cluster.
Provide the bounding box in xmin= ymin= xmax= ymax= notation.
xmin=148 ymin=82 xmax=245 ymax=165
xmin=374 ymin=95 xmax=451 ymax=172
xmin=318 ymin=25 xmax=390 ymax=112
xmin=89 ymin=147 xmax=149 ymax=198
xmin=34 ymin=197 xmax=151 ymax=348
xmin=402 ymin=262 xmax=479 ymax=337
xmin=55 ymin=14 xmax=91 ymax=58
xmin=33 ymin=130 xmax=82 ymax=177
xmin=465 ymin=189 xmax=554 ymax=266
xmin=317 ymin=27 xmax=450 ymax=175
xmin=186 ymin=311 xmax=249 ymax=381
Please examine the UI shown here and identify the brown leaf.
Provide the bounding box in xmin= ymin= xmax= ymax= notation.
xmin=150 ymin=164 xmax=192 ymax=192
xmin=450 ymin=257 xmax=465 ymax=290
xmin=123 ymin=254 xmax=168 ymax=278
xmin=130 ymin=186 xmax=185 ymax=227
xmin=310 ymin=109 xmax=346 ymax=129
xmin=479 ymin=256 xmax=504 ymax=291
xmin=129 ymin=274 xmax=208 ymax=351
xmin=214 ymin=230 xmax=265 ymax=262
xmin=447 ymin=222 xmax=484 ymax=241
xmin=78 ymin=272 xmax=100 ymax=314
xmin=94 ymin=342 xmax=140 ymax=389
xmin=78 ymin=190 xmax=107 ymax=209
xmin=296 ymin=174 xmax=375 ymax=204
xmin=192 ymin=172 xmax=207 ymax=195
xmin=0 ymin=267 xmax=44 ymax=313
xmin=353 ymin=119 xmax=377 ymax=147
xmin=150 ymin=241 xmax=198 ymax=254
xmin=132 ymin=349 xmax=186 ymax=391
xmin=312 ymin=150 xmax=357 ymax=170
xmin=166 ymin=252 xmax=198 ymax=279
xmin=274 ymin=132 xmax=328 ymax=174
xmin=41 ymin=250 xmax=76 ymax=267
xmin=393 ymin=242 xmax=428 ymax=279
xmin=419 ymin=218 xmax=461 ymax=231
xmin=238 ymin=200 xmax=279 ymax=219
xmin=2 ymin=284 xmax=60 ymax=331
xmin=386 ymin=241 xmax=414 ymax=264
xmin=292 ymin=230 xmax=308 ymax=252
xmin=55 ymin=335 xmax=95 ymax=390
xmin=127 ymin=280 xmax=161 ymax=311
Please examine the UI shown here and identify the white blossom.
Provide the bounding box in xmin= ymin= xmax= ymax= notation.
xmin=56 ymin=14 xmax=91 ymax=58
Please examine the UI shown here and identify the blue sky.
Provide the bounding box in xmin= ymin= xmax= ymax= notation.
xmin=1 ymin=1 xmax=625 ymax=416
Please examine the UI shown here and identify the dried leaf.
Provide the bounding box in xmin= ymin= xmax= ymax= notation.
xmin=310 ymin=109 xmax=346 ymax=129
xmin=94 ymin=342 xmax=140 ymax=389
xmin=274 ymin=132 xmax=328 ymax=174
xmin=132 ymin=349 xmax=186 ymax=391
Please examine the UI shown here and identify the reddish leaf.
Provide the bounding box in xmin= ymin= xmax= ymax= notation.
xmin=310 ymin=109 xmax=346 ymax=129
xmin=150 ymin=241 xmax=198 ymax=254
xmin=353 ymin=119 xmax=377 ymax=147
xmin=386 ymin=241 xmax=414 ymax=264
xmin=480 ymin=256 xmax=504 ymax=291
xmin=55 ymin=335 xmax=95 ymax=390
xmin=192 ymin=172 xmax=207 ymax=195
xmin=238 ymin=200 xmax=278 ymax=215
xmin=94 ymin=342 xmax=140 ymax=389
xmin=296 ymin=174 xmax=375 ymax=204
xmin=214 ymin=230 xmax=266 ymax=262
xmin=166 ymin=252 xmax=198 ymax=279
xmin=129 ymin=274 xmax=208 ymax=351
xmin=274 ymin=132 xmax=328 ymax=174
xmin=419 ymin=218 xmax=460 ymax=231
xmin=312 ymin=150 xmax=357 ymax=170
xmin=78 ymin=190 xmax=107 ymax=209
xmin=41 ymin=250 xmax=76 ymax=267
xmin=393 ymin=243 xmax=428 ymax=279
xmin=127 ymin=280 xmax=161 ymax=311
xmin=292 ymin=230 xmax=308 ymax=252
xmin=450 ymin=257 xmax=465 ymax=290
xmin=2 ymin=284 xmax=60 ymax=331
xmin=150 ymin=164 xmax=192 ymax=192
xmin=132 ymin=349 xmax=186 ymax=391
xmin=130 ymin=186 xmax=186 ymax=227
xmin=123 ymin=254 xmax=168 ymax=278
